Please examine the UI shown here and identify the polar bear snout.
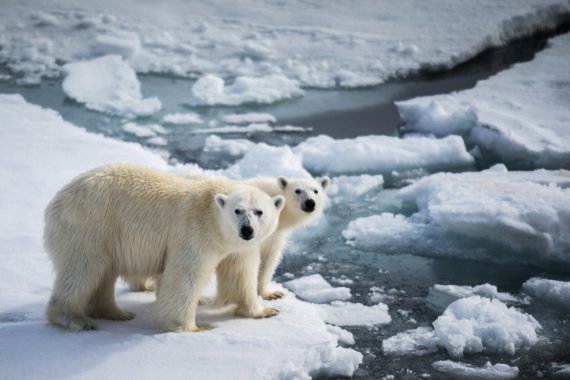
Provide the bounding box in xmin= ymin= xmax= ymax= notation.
xmin=302 ymin=199 xmax=316 ymax=213
xmin=239 ymin=223 xmax=254 ymax=240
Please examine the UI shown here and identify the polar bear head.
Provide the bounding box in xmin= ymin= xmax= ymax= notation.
xmin=277 ymin=176 xmax=330 ymax=224
xmin=215 ymin=186 xmax=285 ymax=244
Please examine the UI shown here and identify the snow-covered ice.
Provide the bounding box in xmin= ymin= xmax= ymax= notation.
xmin=327 ymin=175 xmax=384 ymax=200
xmin=383 ymin=296 xmax=541 ymax=357
xmin=343 ymin=165 xmax=570 ymax=265
xmin=523 ymin=277 xmax=570 ymax=310
xmin=202 ymin=135 xmax=256 ymax=158
xmin=318 ymin=301 xmax=392 ymax=327
xmin=0 ymin=94 xmax=363 ymax=379
xmin=283 ymin=274 xmax=351 ymax=304
xmin=432 ymin=361 xmax=519 ymax=379
xmin=397 ymin=33 xmax=570 ymax=169
xmin=427 ymin=284 xmax=517 ymax=312
xmin=122 ymin=122 xmax=166 ymax=138
xmin=162 ymin=112 xmax=203 ymax=125
xmin=1 ymin=0 xmax=568 ymax=87
xmin=221 ymin=113 xmax=276 ymax=125
xmin=62 ymin=55 xmax=161 ymax=117
xmin=294 ymin=135 xmax=474 ymax=175
xmin=193 ymin=124 xmax=310 ymax=135
xmin=190 ymin=74 xmax=303 ymax=106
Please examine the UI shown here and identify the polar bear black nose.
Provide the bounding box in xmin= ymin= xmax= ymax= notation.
xmin=302 ymin=199 xmax=316 ymax=213
xmin=240 ymin=225 xmax=254 ymax=240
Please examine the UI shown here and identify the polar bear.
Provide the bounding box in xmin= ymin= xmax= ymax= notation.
xmin=216 ymin=176 xmax=330 ymax=304
xmin=124 ymin=175 xmax=330 ymax=301
xmin=44 ymin=164 xmax=284 ymax=332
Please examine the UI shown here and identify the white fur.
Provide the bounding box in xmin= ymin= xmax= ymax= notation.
xmin=44 ymin=164 xmax=283 ymax=332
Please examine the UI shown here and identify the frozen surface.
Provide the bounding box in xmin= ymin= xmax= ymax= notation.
xmin=0 ymin=94 xmax=363 ymax=379
xmin=397 ymin=34 xmax=570 ymax=169
xmin=327 ymin=175 xmax=384 ymax=201
xmin=523 ymin=277 xmax=570 ymax=310
xmin=343 ymin=165 xmax=570 ymax=265
xmin=432 ymin=361 xmax=519 ymax=379
xmin=283 ymin=274 xmax=352 ymax=304
xmin=1 ymin=0 xmax=569 ymax=87
xmin=122 ymin=122 xmax=167 ymax=138
xmin=203 ymin=135 xmax=256 ymax=158
xmin=427 ymin=284 xmax=517 ymax=312
xmin=193 ymin=124 xmax=310 ymax=135
xmin=383 ymin=296 xmax=540 ymax=358
xmin=294 ymin=135 xmax=474 ymax=175
xmin=162 ymin=112 xmax=203 ymax=125
xmin=222 ymin=113 xmax=276 ymax=125
xmin=62 ymin=55 xmax=161 ymax=117
xmin=190 ymin=74 xmax=303 ymax=106
xmin=317 ymin=302 xmax=391 ymax=327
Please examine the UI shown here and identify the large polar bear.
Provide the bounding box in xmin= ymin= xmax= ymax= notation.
xmin=44 ymin=164 xmax=284 ymax=332
xmin=216 ymin=176 xmax=330 ymax=304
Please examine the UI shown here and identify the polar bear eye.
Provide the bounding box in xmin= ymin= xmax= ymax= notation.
xmin=314 ymin=190 xmax=319 ymax=194
xmin=254 ymin=209 xmax=263 ymax=217
xmin=235 ymin=209 xmax=243 ymax=215
xmin=295 ymin=189 xmax=302 ymax=194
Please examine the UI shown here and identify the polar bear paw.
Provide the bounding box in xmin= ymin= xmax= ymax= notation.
xmin=262 ymin=290 xmax=285 ymax=300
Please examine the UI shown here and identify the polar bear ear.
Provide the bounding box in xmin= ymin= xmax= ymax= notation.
xmin=273 ymin=195 xmax=285 ymax=212
xmin=320 ymin=176 xmax=330 ymax=191
xmin=214 ymin=194 xmax=227 ymax=209
xmin=277 ymin=176 xmax=288 ymax=190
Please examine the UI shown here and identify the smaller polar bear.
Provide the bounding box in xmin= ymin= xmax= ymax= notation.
xmin=216 ymin=176 xmax=330 ymax=305
xmin=44 ymin=164 xmax=284 ymax=332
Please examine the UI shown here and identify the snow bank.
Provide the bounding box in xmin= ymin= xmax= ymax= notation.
xmin=2 ymin=0 xmax=569 ymax=88
xmin=427 ymin=284 xmax=517 ymax=312
xmin=397 ymin=33 xmax=570 ymax=169
xmin=318 ymin=301 xmax=391 ymax=327
xmin=191 ymin=74 xmax=303 ymax=106
xmin=432 ymin=361 xmax=519 ymax=379
xmin=222 ymin=113 xmax=276 ymax=125
xmin=162 ymin=112 xmax=203 ymax=125
xmin=62 ymin=55 xmax=161 ymax=117
xmin=294 ymin=135 xmax=473 ymax=175
xmin=284 ymin=275 xmax=351 ymax=304
xmin=383 ymin=296 xmax=540 ymax=357
xmin=344 ymin=165 xmax=570 ymax=265
xmin=523 ymin=277 xmax=570 ymax=310
xmin=0 ymin=94 xmax=363 ymax=379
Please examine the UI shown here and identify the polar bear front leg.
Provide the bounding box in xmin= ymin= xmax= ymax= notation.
xmin=156 ymin=252 xmax=216 ymax=332
xmin=217 ymin=250 xmax=278 ymax=319
xmin=258 ymin=233 xmax=287 ymax=300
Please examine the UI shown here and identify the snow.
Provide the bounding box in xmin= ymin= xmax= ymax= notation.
xmin=343 ymin=165 xmax=570 ymax=265
xmin=327 ymin=175 xmax=384 ymax=200
xmin=283 ymin=275 xmax=351 ymax=304
xmin=383 ymin=296 xmax=540 ymax=357
xmin=1 ymin=0 xmax=569 ymax=88
xmin=523 ymin=277 xmax=570 ymax=310
xmin=397 ymin=33 xmax=570 ymax=169
xmin=190 ymin=74 xmax=303 ymax=106
xmin=0 ymin=94 xmax=363 ymax=379
xmin=432 ymin=361 xmax=519 ymax=379
xmin=294 ymin=135 xmax=474 ymax=175
xmin=222 ymin=113 xmax=276 ymax=125
xmin=223 ymin=144 xmax=311 ymax=180
xmin=162 ymin=112 xmax=203 ymax=125
xmin=326 ymin=325 xmax=355 ymax=346
xmin=318 ymin=301 xmax=391 ymax=327
xmin=193 ymin=124 xmax=310 ymax=135
xmin=62 ymin=55 xmax=161 ymax=118
xmin=203 ymin=135 xmax=256 ymax=157
xmin=427 ymin=284 xmax=517 ymax=312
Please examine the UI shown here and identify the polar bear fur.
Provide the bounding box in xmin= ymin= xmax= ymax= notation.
xmin=217 ymin=176 xmax=330 ymax=304
xmin=125 ymin=174 xmax=330 ymax=302
xmin=44 ymin=164 xmax=284 ymax=332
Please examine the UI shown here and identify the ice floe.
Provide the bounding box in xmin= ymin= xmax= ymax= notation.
xmin=284 ymin=274 xmax=351 ymax=304
xmin=432 ymin=360 xmax=519 ymax=379
xmin=318 ymin=301 xmax=392 ymax=327
xmin=62 ymin=55 xmax=161 ymax=117
xmin=162 ymin=112 xmax=203 ymax=125
xmin=427 ymin=284 xmax=518 ymax=313
xmin=221 ymin=112 xmax=276 ymax=125
xmin=523 ymin=277 xmax=570 ymax=310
